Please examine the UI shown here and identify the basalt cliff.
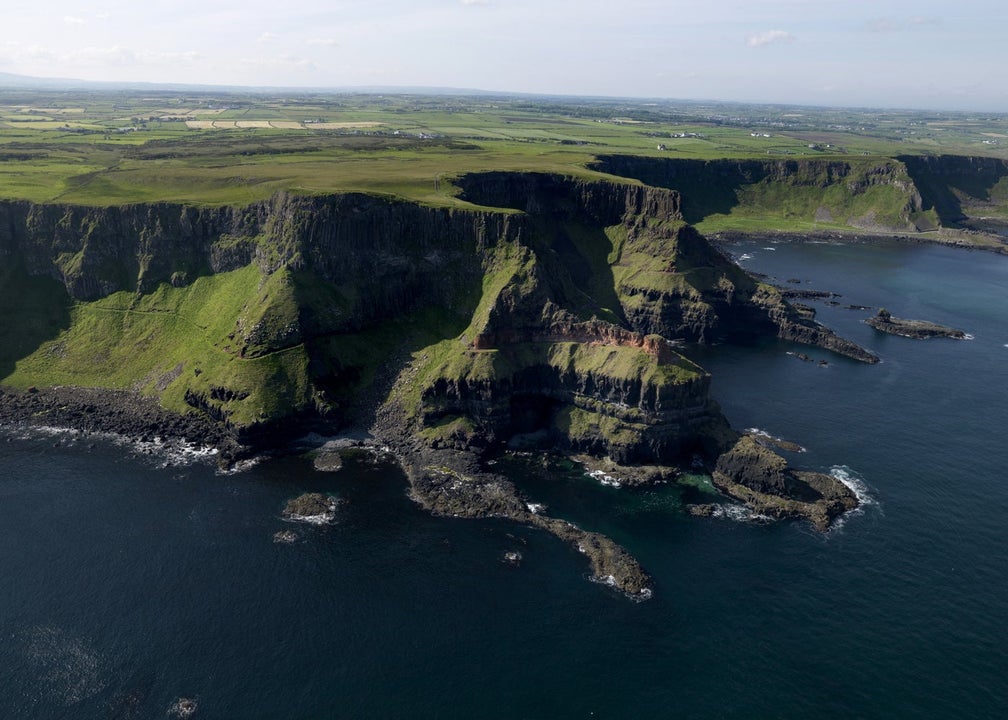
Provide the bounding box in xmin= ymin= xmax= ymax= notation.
xmin=0 ymin=169 xmax=886 ymax=597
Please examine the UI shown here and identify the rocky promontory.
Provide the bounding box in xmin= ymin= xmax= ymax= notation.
xmin=0 ymin=171 xmax=880 ymax=599
xmin=866 ymin=309 xmax=967 ymax=339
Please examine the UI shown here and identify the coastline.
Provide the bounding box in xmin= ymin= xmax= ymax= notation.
xmin=708 ymin=227 xmax=1008 ymax=254
xmin=0 ymin=383 xmax=658 ymax=599
xmin=0 ymin=386 xmax=246 ymax=462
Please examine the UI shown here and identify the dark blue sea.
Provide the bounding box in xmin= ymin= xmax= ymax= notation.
xmin=2 ymin=239 xmax=1006 ymax=719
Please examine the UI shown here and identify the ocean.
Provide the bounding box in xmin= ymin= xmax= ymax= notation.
xmin=1 ymin=238 xmax=1006 ymax=718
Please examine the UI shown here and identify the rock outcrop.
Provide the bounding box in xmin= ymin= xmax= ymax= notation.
xmin=712 ymin=435 xmax=858 ymax=530
xmin=866 ymin=308 xmax=967 ymax=339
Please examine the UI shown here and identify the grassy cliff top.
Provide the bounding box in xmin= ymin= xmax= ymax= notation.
xmin=2 ymin=89 xmax=1007 ymax=208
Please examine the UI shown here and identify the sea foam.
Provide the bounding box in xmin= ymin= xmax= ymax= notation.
xmin=587 ymin=469 xmax=621 ymax=488
xmin=828 ymin=465 xmax=878 ymax=531
xmin=711 ymin=504 xmax=773 ymax=524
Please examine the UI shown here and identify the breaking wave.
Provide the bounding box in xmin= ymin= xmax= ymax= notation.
xmin=711 ymin=504 xmax=773 ymax=524
xmin=828 ymin=465 xmax=878 ymax=531
xmin=3 ymin=424 xmax=223 ymax=470
xmin=587 ymin=469 xmax=621 ymax=488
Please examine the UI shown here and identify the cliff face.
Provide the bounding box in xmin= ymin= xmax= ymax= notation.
xmin=591 ymin=155 xmax=931 ymax=232
xmin=0 ymin=172 xmax=873 ymax=461
xmin=896 ymin=155 xmax=1008 ymax=226
xmin=0 ymin=194 xmax=522 ymax=327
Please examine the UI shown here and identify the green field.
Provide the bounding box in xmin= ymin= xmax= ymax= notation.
xmin=2 ymin=89 xmax=1006 ymax=212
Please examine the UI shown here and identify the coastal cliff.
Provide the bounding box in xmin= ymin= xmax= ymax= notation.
xmin=591 ymin=156 xmax=932 ymax=232
xmin=591 ymin=154 xmax=1008 ymax=251
xmin=0 ymin=172 xmax=877 ymax=596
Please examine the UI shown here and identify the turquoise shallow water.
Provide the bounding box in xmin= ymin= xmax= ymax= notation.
xmin=1 ymin=239 xmax=1006 ymax=718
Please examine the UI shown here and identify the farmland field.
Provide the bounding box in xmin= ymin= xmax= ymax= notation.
xmin=1 ymin=89 xmax=1005 ymax=210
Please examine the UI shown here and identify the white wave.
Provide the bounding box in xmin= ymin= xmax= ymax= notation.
xmin=962 ymin=333 xmax=975 ymax=340
xmin=745 ymin=427 xmax=806 ymax=452
xmin=763 ymin=246 xmax=777 ymax=251
xmin=737 ymin=253 xmax=754 ymax=262
xmin=286 ymin=511 xmax=336 ymax=526
xmin=711 ymin=503 xmax=773 ymax=524
xmin=828 ymin=465 xmax=877 ymax=531
xmin=4 ymin=425 xmax=221 ymax=468
xmin=526 ymin=502 xmax=545 ymax=514
xmin=285 ymin=496 xmax=339 ymax=525
xmin=588 ymin=573 xmax=654 ymax=601
xmin=216 ymin=457 xmax=260 ymax=475
xmin=587 ymin=469 xmax=621 ymax=488
xmin=128 ymin=436 xmax=220 ymax=469
xmin=830 ymin=465 xmax=875 ymax=507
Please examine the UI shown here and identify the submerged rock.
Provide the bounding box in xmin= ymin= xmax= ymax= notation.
xmin=273 ymin=529 xmax=300 ymax=544
xmin=169 ymin=697 xmax=197 ymax=718
xmin=686 ymin=503 xmax=717 ymax=518
xmin=866 ymin=308 xmax=967 ymax=339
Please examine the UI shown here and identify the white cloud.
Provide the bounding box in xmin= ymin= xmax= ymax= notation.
xmin=63 ymin=16 xmax=85 ymax=25
xmin=461 ymin=0 xmax=489 ymax=5
xmin=307 ymin=38 xmax=338 ymax=47
xmin=747 ymin=30 xmax=794 ymax=48
xmin=257 ymin=32 xmax=279 ymax=43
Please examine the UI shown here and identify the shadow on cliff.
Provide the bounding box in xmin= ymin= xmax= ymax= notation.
xmin=531 ymin=218 xmax=627 ymax=325
xmin=0 ymin=265 xmax=73 ymax=382
xmin=899 ymin=155 xmax=1008 ymax=226
xmin=589 ymin=156 xmax=765 ymax=224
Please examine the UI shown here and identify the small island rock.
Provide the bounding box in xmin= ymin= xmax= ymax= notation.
xmin=282 ymin=493 xmax=339 ymax=524
xmin=866 ymin=308 xmax=967 ymax=339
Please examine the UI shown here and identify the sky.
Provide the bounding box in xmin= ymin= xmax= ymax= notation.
xmin=2 ymin=0 xmax=1006 ymax=112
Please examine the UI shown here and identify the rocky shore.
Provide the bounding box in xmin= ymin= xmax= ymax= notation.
xmin=0 ymin=386 xmax=245 ymax=460
xmin=0 ymin=376 xmax=859 ymax=600
xmin=367 ymin=391 xmax=657 ymax=599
